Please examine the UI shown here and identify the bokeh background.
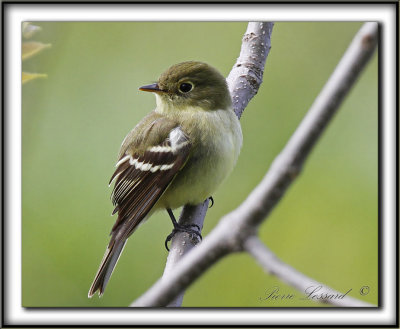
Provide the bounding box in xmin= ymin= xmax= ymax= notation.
xmin=22 ymin=22 xmax=378 ymax=307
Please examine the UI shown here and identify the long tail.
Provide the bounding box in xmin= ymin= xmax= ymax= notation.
xmin=88 ymin=240 xmax=126 ymax=297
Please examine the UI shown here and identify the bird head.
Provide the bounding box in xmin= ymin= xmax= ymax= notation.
xmin=139 ymin=61 xmax=232 ymax=112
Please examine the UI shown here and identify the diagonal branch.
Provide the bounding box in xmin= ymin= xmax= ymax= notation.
xmin=132 ymin=22 xmax=377 ymax=307
xmin=235 ymin=21 xmax=379 ymax=229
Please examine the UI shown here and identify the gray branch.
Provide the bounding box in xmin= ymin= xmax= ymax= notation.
xmin=160 ymin=21 xmax=274 ymax=307
xmin=227 ymin=22 xmax=274 ymax=119
xmin=162 ymin=202 xmax=210 ymax=307
xmin=244 ymin=235 xmax=374 ymax=307
xmin=132 ymin=22 xmax=377 ymax=308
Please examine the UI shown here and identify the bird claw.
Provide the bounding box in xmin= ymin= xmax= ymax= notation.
xmin=164 ymin=224 xmax=202 ymax=252
xmin=208 ymin=196 xmax=214 ymax=208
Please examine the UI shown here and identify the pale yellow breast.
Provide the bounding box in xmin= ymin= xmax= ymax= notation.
xmin=157 ymin=107 xmax=242 ymax=209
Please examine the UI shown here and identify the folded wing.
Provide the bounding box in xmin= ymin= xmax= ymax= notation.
xmin=109 ymin=126 xmax=191 ymax=244
xmin=88 ymin=125 xmax=191 ymax=297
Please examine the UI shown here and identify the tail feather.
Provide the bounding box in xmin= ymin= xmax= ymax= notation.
xmin=88 ymin=240 xmax=126 ymax=297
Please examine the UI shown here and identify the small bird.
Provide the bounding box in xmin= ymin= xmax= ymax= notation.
xmin=88 ymin=61 xmax=242 ymax=297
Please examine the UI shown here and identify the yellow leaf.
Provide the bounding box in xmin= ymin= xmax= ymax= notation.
xmin=22 ymin=41 xmax=51 ymax=61
xmin=22 ymin=72 xmax=48 ymax=84
xmin=22 ymin=22 xmax=42 ymax=39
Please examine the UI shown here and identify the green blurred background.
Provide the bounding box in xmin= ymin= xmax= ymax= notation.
xmin=22 ymin=22 xmax=378 ymax=307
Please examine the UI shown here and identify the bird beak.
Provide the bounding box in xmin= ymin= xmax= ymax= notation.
xmin=139 ymin=83 xmax=165 ymax=93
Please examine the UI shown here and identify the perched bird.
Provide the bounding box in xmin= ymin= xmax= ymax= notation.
xmin=88 ymin=61 xmax=242 ymax=297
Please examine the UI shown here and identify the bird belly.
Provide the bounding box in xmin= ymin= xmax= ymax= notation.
xmin=157 ymin=109 xmax=242 ymax=209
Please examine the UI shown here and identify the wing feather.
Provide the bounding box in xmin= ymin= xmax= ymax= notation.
xmin=109 ymin=126 xmax=191 ymax=243
xmin=89 ymin=117 xmax=191 ymax=297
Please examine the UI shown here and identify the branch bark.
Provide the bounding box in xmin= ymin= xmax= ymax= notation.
xmin=227 ymin=22 xmax=274 ymax=119
xmin=162 ymin=202 xmax=210 ymax=307
xmin=161 ymin=21 xmax=274 ymax=307
xmin=132 ymin=22 xmax=377 ymax=308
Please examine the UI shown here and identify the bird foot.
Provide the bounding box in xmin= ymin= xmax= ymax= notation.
xmin=165 ymin=208 xmax=203 ymax=251
xmin=164 ymin=224 xmax=202 ymax=251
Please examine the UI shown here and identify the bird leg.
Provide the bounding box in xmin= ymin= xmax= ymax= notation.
xmin=164 ymin=208 xmax=202 ymax=251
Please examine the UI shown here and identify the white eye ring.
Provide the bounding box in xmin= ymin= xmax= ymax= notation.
xmin=179 ymin=82 xmax=193 ymax=93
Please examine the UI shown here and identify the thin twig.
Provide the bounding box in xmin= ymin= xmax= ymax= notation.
xmin=132 ymin=22 xmax=377 ymax=308
xmin=244 ymin=235 xmax=374 ymax=307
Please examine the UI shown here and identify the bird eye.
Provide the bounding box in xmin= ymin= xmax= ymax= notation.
xmin=179 ymin=82 xmax=193 ymax=93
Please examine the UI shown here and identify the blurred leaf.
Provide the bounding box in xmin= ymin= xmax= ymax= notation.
xmin=22 ymin=22 xmax=42 ymax=39
xmin=22 ymin=41 xmax=51 ymax=61
xmin=22 ymin=72 xmax=48 ymax=84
